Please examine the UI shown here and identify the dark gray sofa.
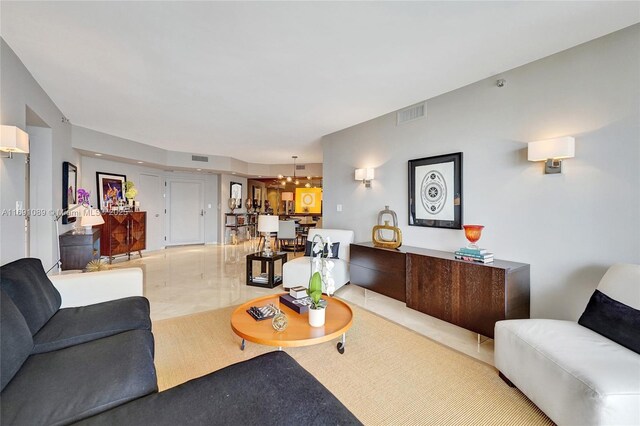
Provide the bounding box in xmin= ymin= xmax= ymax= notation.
xmin=0 ymin=258 xmax=361 ymax=426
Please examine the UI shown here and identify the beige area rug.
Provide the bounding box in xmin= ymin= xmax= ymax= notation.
xmin=152 ymin=303 xmax=553 ymax=425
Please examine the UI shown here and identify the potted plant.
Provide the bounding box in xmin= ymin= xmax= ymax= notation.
xmin=307 ymin=235 xmax=335 ymax=327
xmin=124 ymin=181 xmax=138 ymax=207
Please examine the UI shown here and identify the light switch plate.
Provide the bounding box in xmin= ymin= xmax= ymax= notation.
xmin=336 ymin=204 xmax=342 ymax=212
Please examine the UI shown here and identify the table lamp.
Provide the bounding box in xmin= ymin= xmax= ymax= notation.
xmin=281 ymin=192 xmax=294 ymax=214
xmin=257 ymin=215 xmax=279 ymax=256
xmin=80 ymin=207 xmax=105 ymax=234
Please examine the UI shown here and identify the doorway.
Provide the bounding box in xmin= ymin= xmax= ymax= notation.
xmin=26 ymin=107 xmax=54 ymax=267
xmin=166 ymin=179 xmax=204 ymax=245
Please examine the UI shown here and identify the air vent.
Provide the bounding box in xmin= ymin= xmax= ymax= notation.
xmin=397 ymin=102 xmax=426 ymax=125
xmin=192 ymin=155 xmax=209 ymax=162
xmin=296 ymin=165 xmax=306 ymax=170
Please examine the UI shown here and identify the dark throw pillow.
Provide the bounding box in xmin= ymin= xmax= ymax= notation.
xmin=578 ymin=289 xmax=640 ymax=355
xmin=304 ymin=241 xmax=340 ymax=259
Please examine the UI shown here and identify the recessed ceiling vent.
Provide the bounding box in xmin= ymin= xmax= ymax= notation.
xmin=192 ymin=155 xmax=209 ymax=162
xmin=296 ymin=165 xmax=306 ymax=170
xmin=397 ymin=102 xmax=426 ymax=125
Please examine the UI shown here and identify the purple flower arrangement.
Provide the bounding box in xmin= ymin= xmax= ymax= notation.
xmin=77 ymin=188 xmax=91 ymax=205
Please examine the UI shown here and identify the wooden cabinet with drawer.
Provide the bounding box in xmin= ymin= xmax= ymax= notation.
xmin=349 ymin=242 xmax=530 ymax=338
xmin=100 ymin=212 xmax=146 ymax=263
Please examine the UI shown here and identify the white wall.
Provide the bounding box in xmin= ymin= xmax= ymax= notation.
xmin=27 ymin=125 xmax=54 ymax=264
xmin=81 ymin=156 xmax=219 ymax=248
xmin=322 ymin=25 xmax=640 ymax=321
xmin=1 ymin=38 xmax=77 ymax=266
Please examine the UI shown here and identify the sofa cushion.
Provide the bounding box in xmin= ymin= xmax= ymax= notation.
xmin=0 ymin=258 xmax=61 ymax=335
xmin=75 ymin=351 xmax=361 ymax=426
xmin=1 ymin=329 xmax=157 ymax=426
xmin=32 ymin=296 xmax=152 ymax=354
xmin=579 ymin=290 xmax=640 ymax=355
xmin=0 ymin=290 xmax=33 ymax=391
xmin=495 ymin=319 xmax=640 ymax=426
xmin=283 ymin=257 xmax=350 ymax=290
xmin=304 ymin=240 xmax=340 ymax=258
xmin=308 ymin=229 xmax=354 ymax=261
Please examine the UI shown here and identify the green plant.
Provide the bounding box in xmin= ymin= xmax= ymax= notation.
xmin=124 ymin=181 xmax=138 ymax=199
xmin=307 ymin=271 xmax=325 ymax=309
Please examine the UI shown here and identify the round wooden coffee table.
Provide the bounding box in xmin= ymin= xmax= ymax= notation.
xmin=230 ymin=293 xmax=353 ymax=354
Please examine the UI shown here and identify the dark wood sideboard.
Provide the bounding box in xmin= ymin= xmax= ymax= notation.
xmin=100 ymin=212 xmax=147 ymax=263
xmin=59 ymin=228 xmax=101 ymax=271
xmin=349 ymin=242 xmax=530 ymax=338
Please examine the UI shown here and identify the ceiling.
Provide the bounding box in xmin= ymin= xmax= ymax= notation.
xmin=1 ymin=2 xmax=638 ymax=164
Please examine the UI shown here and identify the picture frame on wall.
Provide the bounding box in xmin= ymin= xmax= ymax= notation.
xmin=96 ymin=172 xmax=127 ymax=211
xmin=230 ymin=181 xmax=242 ymax=208
xmin=253 ymin=186 xmax=262 ymax=207
xmin=408 ymin=152 xmax=463 ymax=229
xmin=62 ymin=162 xmax=78 ymax=224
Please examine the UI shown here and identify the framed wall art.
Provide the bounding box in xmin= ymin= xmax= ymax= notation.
xmin=253 ymin=186 xmax=262 ymax=207
xmin=62 ymin=162 xmax=78 ymax=224
xmin=96 ymin=172 xmax=127 ymax=211
xmin=295 ymin=187 xmax=322 ymax=214
xmin=408 ymin=152 xmax=462 ymax=229
xmin=230 ymin=181 xmax=242 ymax=208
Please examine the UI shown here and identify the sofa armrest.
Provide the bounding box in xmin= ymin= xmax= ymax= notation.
xmin=49 ymin=268 xmax=144 ymax=308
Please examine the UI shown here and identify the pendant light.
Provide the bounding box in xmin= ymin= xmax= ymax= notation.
xmin=277 ymin=156 xmax=300 ymax=186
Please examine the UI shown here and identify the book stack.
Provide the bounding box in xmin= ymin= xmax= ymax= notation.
xmin=289 ymin=286 xmax=307 ymax=299
xmin=280 ymin=286 xmax=312 ymax=314
xmin=454 ymin=247 xmax=494 ymax=264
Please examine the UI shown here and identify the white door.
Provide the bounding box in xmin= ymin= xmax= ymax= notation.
xmin=167 ymin=180 xmax=204 ymax=245
xmin=137 ymin=173 xmax=164 ymax=251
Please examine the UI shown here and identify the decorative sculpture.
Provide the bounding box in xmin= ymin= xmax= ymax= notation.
xmin=376 ymin=205 xmax=398 ymax=242
xmin=372 ymin=221 xmax=402 ymax=249
xmin=372 ymin=205 xmax=402 ymax=249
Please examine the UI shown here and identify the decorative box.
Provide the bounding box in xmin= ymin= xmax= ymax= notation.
xmin=280 ymin=294 xmax=311 ymax=314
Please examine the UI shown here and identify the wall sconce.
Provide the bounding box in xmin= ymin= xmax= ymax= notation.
xmin=528 ymin=136 xmax=575 ymax=174
xmin=355 ymin=168 xmax=375 ymax=188
xmin=0 ymin=125 xmax=30 ymax=159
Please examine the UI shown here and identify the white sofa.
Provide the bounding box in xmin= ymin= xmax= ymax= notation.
xmin=282 ymin=228 xmax=354 ymax=291
xmin=495 ymin=264 xmax=640 ymax=426
xmin=48 ymin=268 xmax=143 ymax=307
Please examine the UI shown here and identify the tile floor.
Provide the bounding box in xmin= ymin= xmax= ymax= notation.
xmin=111 ymin=241 xmax=494 ymax=365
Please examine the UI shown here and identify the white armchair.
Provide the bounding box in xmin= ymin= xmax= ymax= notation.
xmin=48 ymin=268 xmax=143 ymax=308
xmin=495 ymin=264 xmax=640 ymax=426
xmin=282 ymin=229 xmax=354 ymax=291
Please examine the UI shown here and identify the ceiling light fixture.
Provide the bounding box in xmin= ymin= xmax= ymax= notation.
xmin=279 ymin=155 xmax=302 ymax=186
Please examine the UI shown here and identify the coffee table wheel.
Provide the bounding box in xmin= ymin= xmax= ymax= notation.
xmin=241 ymin=339 xmax=246 ymax=351
xmin=337 ymin=342 xmax=345 ymax=354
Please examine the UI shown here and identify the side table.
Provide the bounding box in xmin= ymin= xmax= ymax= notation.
xmin=246 ymin=252 xmax=288 ymax=288
xmin=59 ymin=228 xmax=101 ymax=271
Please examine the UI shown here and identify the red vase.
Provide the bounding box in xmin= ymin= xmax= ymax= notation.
xmin=463 ymin=225 xmax=484 ymax=249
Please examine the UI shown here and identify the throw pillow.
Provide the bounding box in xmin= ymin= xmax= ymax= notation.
xmin=304 ymin=241 xmax=340 ymax=259
xmin=578 ymin=289 xmax=640 ymax=354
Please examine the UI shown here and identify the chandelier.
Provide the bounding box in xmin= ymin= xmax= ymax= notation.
xmin=278 ymin=155 xmax=300 ymax=186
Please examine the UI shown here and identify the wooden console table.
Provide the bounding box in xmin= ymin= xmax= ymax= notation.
xmin=350 ymin=242 xmax=530 ymax=338
xmin=100 ymin=212 xmax=146 ymax=263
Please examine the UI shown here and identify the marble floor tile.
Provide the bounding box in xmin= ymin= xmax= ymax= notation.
xmin=111 ymin=242 xmax=495 ymax=365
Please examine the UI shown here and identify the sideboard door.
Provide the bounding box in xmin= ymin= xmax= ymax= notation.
xmin=128 ymin=212 xmax=147 ymax=254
